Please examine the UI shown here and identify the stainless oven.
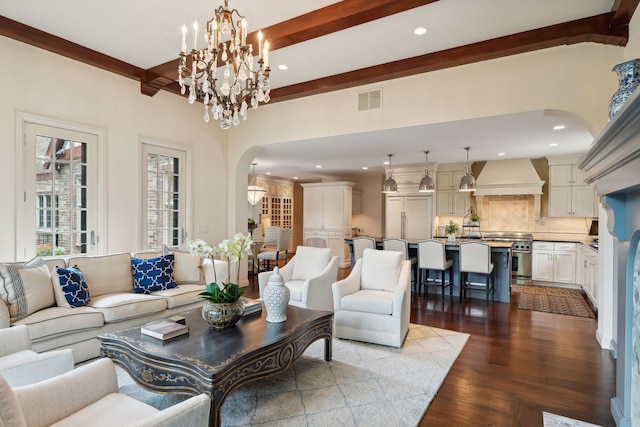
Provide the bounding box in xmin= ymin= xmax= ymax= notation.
xmin=483 ymin=232 xmax=533 ymax=285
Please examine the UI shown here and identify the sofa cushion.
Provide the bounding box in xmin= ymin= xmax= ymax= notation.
xmin=89 ymin=293 xmax=167 ymax=323
xmin=131 ymin=254 xmax=177 ymax=294
xmin=291 ymin=247 xmax=331 ymax=281
xmin=132 ymin=250 xmax=163 ymax=260
xmin=341 ymin=289 xmax=394 ymax=315
xmin=285 ymin=280 xmax=305 ymax=302
xmin=361 ymin=249 xmax=402 ymax=292
xmin=12 ymin=306 xmax=104 ymax=340
xmin=163 ymin=247 xmax=204 ymax=285
xmin=52 ymin=266 xmax=91 ymax=308
xmin=68 ymin=253 xmax=134 ymax=297
xmin=151 ymin=285 xmax=204 ymax=309
xmin=0 ymin=262 xmax=55 ymax=322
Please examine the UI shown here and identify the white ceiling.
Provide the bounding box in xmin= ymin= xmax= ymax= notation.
xmin=0 ymin=0 xmax=615 ymax=180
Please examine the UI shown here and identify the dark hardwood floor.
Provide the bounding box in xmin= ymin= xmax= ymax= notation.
xmin=246 ymin=265 xmax=616 ymax=427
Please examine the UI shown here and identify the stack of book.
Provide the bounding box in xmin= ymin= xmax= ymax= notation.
xmin=141 ymin=320 xmax=189 ymax=340
xmin=241 ymin=297 xmax=262 ymax=316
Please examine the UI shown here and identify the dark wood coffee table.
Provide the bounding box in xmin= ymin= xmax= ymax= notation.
xmin=98 ymin=305 xmax=333 ymax=427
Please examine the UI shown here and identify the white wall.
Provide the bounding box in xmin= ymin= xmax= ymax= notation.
xmin=0 ymin=37 xmax=229 ymax=261
xmin=226 ymin=43 xmax=623 ymax=234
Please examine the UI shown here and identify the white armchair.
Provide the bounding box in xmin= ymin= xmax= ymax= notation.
xmin=0 ymin=358 xmax=211 ymax=427
xmin=332 ymin=248 xmax=411 ymax=347
xmin=0 ymin=325 xmax=74 ymax=387
xmin=258 ymin=246 xmax=339 ymax=312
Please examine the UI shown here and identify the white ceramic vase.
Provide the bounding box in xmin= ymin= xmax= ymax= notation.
xmin=263 ymin=267 xmax=290 ymax=323
xmin=448 ymin=233 xmax=456 ymax=243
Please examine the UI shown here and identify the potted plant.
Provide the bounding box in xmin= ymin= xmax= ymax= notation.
xmin=189 ymin=232 xmax=252 ymax=329
xmin=444 ymin=220 xmax=459 ymax=243
xmin=248 ymin=218 xmax=257 ymax=235
xmin=470 ymin=213 xmax=480 ymax=226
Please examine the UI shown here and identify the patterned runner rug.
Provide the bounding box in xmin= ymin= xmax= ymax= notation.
xmin=512 ymin=285 xmax=595 ymax=318
xmin=117 ymin=324 xmax=469 ymax=426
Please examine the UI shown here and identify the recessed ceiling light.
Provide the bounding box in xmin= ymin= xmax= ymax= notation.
xmin=498 ymin=152 xmax=506 ymax=156
xmin=278 ymin=64 xmax=288 ymax=70
xmin=293 ymin=176 xmax=298 ymax=180
xmin=414 ymin=27 xmax=427 ymax=35
xmin=362 ymin=166 xmax=368 ymax=170
xmin=548 ymin=143 xmax=558 ymax=147
xmin=553 ymin=125 xmax=565 ymax=130
xmin=266 ymin=172 xmax=272 ymax=175
xmin=383 ymin=161 xmax=390 ymax=165
xmin=315 ymin=165 xmax=322 ymax=169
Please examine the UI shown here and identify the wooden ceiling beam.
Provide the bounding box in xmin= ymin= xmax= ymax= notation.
xmin=142 ymin=0 xmax=439 ymax=95
xmin=268 ymin=13 xmax=628 ymax=103
xmin=610 ymin=0 xmax=640 ymax=27
xmin=0 ymin=16 xmax=146 ymax=81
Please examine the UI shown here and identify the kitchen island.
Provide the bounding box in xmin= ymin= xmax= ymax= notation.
xmin=345 ymin=238 xmax=513 ymax=303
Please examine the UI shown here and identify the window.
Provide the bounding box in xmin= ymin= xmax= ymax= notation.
xmin=141 ymin=143 xmax=188 ymax=249
xmin=19 ymin=120 xmax=102 ymax=259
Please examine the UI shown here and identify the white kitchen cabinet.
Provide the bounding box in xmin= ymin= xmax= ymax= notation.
xmin=301 ymin=182 xmax=354 ymax=268
xmin=547 ymin=159 xmax=597 ymax=217
xmin=532 ymin=241 xmax=576 ymax=284
xmin=577 ymin=244 xmax=598 ymax=307
xmin=436 ymin=170 xmax=469 ymax=216
xmin=385 ymin=195 xmax=432 ymax=240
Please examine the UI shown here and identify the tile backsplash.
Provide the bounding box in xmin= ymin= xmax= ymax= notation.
xmin=438 ymin=194 xmax=595 ymax=241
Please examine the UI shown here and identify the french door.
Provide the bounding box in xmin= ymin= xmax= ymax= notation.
xmin=21 ymin=122 xmax=100 ymax=258
xmin=141 ymin=143 xmax=187 ymax=249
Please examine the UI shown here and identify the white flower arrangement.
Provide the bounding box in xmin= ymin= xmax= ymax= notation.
xmin=189 ymin=233 xmax=253 ymax=285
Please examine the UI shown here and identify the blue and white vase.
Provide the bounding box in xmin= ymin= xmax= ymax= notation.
xmin=610 ymin=59 xmax=640 ymax=119
xmin=263 ymin=267 xmax=289 ymax=323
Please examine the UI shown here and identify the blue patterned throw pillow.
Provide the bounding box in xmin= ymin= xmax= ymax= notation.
xmin=55 ymin=266 xmax=90 ymax=308
xmin=131 ymin=254 xmax=177 ymax=294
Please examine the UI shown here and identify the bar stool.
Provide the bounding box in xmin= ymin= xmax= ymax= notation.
xmin=459 ymin=242 xmax=495 ymax=302
xmin=352 ymin=236 xmax=376 ymax=268
xmin=417 ymin=240 xmax=453 ymax=297
xmin=383 ymin=238 xmax=417 ymax=288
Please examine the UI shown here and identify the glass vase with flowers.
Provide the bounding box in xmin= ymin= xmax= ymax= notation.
xmin=189 ymin=232 xmax=252 ymax=329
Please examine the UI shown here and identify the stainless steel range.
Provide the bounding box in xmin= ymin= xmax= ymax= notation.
xmin=482 ymin=232 xmax=533 ymax=285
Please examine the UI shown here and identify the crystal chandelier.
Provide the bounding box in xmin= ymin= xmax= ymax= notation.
xmin=179 ymin=0 xmax=270 ymax=129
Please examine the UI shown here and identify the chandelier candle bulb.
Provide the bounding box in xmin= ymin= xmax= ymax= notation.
xmin=192 ymin=20 xmax=198 ymax=50
xmin=264 ymin=41 xmax=270 ymax=68
xmin=241 ymin=19 xmax=247 ymax=45
xmin=181 ymin=25 xmax=187 ymax=54
xmin=258 ymin=31 xmax=263 ymax=60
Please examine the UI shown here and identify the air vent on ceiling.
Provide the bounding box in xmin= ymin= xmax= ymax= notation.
xmin=358 ymin=89 xmax=382 ymax=111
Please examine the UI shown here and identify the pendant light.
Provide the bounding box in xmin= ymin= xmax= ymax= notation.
xmin=458 ymin=146 xmax=476 ymax=192
xmin=382 ymin=154 xmax=398 ymax=193
xmin=418 ymin=150 xmax=435 ymax=193
xmin=247 ymin=163 xmax=266 ymax=205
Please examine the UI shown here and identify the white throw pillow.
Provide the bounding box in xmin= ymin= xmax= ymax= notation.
xmin=0 ymin=262 xmax=55 ymax=322
xmin=361 ymin=249 xmax=402 ymax=292
xmin=291 ymin=247 xmax=332 ymax=281
xmin=163 ymin=247 xmax=204 ymax=285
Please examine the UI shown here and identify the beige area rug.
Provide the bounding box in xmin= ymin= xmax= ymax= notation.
xmin=512 ymin=285 xmax=595 ymax=318
xmin=117 ymin=324 xmax=469 ymax=427
xmin=543 ymin=412 xmax=601 ymax=427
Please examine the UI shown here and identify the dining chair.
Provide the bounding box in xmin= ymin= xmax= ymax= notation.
xmin=257 ymin=227 xmax=292 ymax=271
xmin=417 ymin=239 xmax=454 ymax=298
xmin=459 ymin=241 xmax=495 ymax=302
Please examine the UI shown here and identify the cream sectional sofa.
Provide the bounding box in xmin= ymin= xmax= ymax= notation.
xmin=0 ymin=251 xmax=227 ymax=363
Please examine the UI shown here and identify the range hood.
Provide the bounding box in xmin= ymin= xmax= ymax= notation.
xmin=474 ymin=158 xmax=544 ymax=196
